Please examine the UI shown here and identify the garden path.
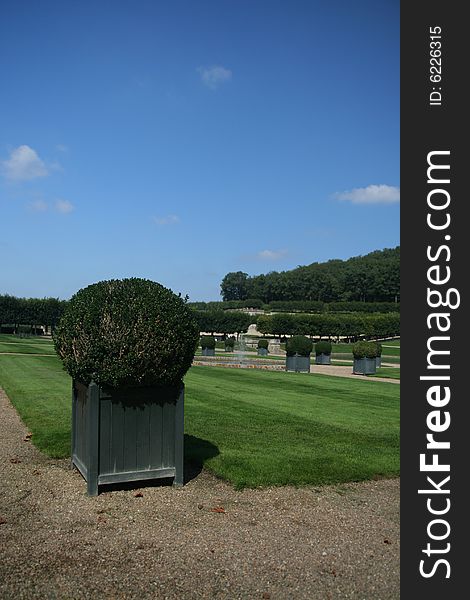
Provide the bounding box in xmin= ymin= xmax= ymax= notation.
xmin=0 ymin=386 xmax=399 ymax=599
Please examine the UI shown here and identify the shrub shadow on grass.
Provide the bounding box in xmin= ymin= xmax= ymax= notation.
xmin=184 ymin=434 xmax=219 ymax=484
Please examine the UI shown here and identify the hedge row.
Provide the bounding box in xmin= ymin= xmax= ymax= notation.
xmin=256 ymin=312 xmax=399 ymax=340
xmin=188 ymin=299 xmax=399 ymax=314
xmin=0 ymin=294 xmax=67 ymax=332
xmin=193 ymin=310 xmax=253 ymax=335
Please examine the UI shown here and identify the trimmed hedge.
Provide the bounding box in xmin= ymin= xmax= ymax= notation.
xmin=315 ymin=341 xmax=332 ymax=355
xmin=286 ymin=335 xmax=313 ymax=357
xmin=257 ymin=339 xmax=269 ymax=350
xmin=194 ymin=310 xmax=252 ymax=335
xmin=352 ymin=341 xmax=379 ymax=359
xmin=53 ymin=278 xmax=199 ymax=388
xmin=256 ymin=312 xmax=399 ymax=340
xmin=200 ymin=335 xmax=216 ymax=350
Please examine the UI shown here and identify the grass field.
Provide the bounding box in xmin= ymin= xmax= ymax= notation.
xmin=0 ymin=354 xmax=399 ymax=490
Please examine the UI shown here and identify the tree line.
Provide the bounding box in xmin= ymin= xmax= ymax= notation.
xmin=0 ymin=295 xmax=67 ymax=333
xmin=220 ymin=247 xmax=400 ymax=303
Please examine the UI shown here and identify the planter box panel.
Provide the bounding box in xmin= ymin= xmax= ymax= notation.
xmin=315 ymin=353 xmax=331 ymax=365
xmin=202 ymin=348 xmax=215 ymax=356
xmin=72 ymin=381 xmax=184 ymax=495
xmin=149 ymin=400 xmax=164 ymax=470
xmin=257 ymin=348 xmax=268 ymax=356
xmin=72 ymin=381 xmax=90 ymax=473
xmin=286 ymin=355 xmax=311 ymax=373
xmin=353 ymin=358 xmax=377 ymax=375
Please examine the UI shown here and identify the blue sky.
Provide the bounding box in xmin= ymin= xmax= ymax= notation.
xmin=0 ymin=0 xmax=399 ymax=301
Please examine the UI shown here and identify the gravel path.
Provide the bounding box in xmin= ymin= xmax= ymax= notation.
xmin=0 ymin=387 xmax=399 ymax=599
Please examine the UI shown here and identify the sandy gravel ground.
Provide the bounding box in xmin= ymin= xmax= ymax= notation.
xmin=0 ymin=387 xmax=399 ymax=599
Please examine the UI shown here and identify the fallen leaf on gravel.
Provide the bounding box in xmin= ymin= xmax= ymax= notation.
xmin=97 ymin=515 xmax=107 ymax=523
xmin=210 ymin=507 xmax=225 ymax=513
xmin=134 ymin=491 xmax=143 ymax=498
xmin=10 ymin=457 xmax=21 ymax=464
xmin=262 ymin=593 xmax=271 ymax=599
xmin=0 ymin=517 xmax=7 ymax=525
xmin=197 ymin=504 xmax=203 ymax=510
xmin=384 ymin=539 xmax=391 ymax=544
xmin=32 ymin=469 xmax=40 ymax=475
xmin=23 ymin=433 xmax=33 ymax=441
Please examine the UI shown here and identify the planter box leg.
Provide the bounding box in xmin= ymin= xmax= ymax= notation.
xmin=86 ymin=382 xmax=100 ymax=496
xmin=173 ymin=387 xmax=184 ymax=488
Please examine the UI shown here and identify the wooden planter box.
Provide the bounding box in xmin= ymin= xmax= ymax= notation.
xmin=285 ymin=354 xmax=311 ymax=373
xmin=315 ymin=353 xmax=331 ymax=365
xmin=72 ymin=380 xmax=184 ymax=496
xmin=202 ymin=348 xmax=215 ymax=356
xmin=257 ymin=348 xmax=268 ymax=356
xmin=353 ymin=358 xmax=377 ymax=375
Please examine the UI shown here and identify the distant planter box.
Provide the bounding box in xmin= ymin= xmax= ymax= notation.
xmin=257 ymin=348 xmax=268 ymax=356
xmin=202 ymin=348 xmax=215 ymax=356
xmin=353 ymin=358 xmax=377 ymax=375
xmin=315 ymin=353 xmax=331 ymax=365
xmin=285 ymin=354 xmax=311 ymax=373
xmin=72 ymin=380 xmax=184 ymax=496
xmin=376 ymin=356 xmax=382 ymax=368
xmin=224 ymin=347 xmax=233 ymax=352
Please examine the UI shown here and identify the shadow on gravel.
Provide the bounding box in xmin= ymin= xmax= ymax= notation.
xmin=90 ymin=435 xmax=219 ymax=493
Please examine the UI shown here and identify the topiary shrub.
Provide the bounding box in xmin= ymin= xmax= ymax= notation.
xmin=352 ymin=341 xmax=378 ymax=359
xmin=286 ymin=335 xmax=313 ymax=357
xmin=257 ymin=339 xmax=269 ymax=350
xmin=315 ymin=341 xmax=332 ymax=355
xmin=53 ymin=278 xmax=199 ymax=388
xmin=200 ymin=335 xmax=216 ymax=350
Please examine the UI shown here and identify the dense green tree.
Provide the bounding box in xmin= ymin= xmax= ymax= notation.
xmin=220 ymin=271 xmax=249 ymax=301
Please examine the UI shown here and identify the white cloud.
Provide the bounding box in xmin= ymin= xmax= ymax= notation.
xmin=335 ymin=184 xmax=400 ymax=205
xmin=1 ymin=145 xmax=49 ymax=181
xmin=197 ymin=65 xmax=232 ymax=90
xmin=29 ymin=199 xmax=48 ymax=212
xmin=257 ymin=249 xmax=288 ymax=261
xmin=153 ymin=214 xmax=180 ymax=226
xmin=55 ymin=199 xmax=74 ymax=214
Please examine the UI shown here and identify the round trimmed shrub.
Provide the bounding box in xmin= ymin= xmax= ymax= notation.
xmin=286 ymin=335 xmax=313 ymax=357
xmin=352 ymin=341 xmax=378 ymax=359
xmin=257 ymin=339 xmax=269 ymax=350
xmin=315 ymin=341 xmax=332 ymax=356
xmin=225 ymin=337 xmax=235 ymax=349
xmin=53 ymin=278 xmax=200 ymax=388
xmin=200 ymin=335 xmax=216 ymax=350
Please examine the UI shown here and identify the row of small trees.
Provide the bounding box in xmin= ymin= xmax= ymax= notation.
xmin=188 ymin=299 xmax=400 ymax=313
xmin=1 ymin=293 xmax=399 ymax=341
xmin=0 ymin=294 xmax=67 ymax=333
xmin=193 ymin=310 xmax=252 ymax=336
xmin=256 ymin=312 xmax=399 ymax=341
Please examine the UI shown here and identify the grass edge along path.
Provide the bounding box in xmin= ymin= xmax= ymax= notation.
xmin=0 ymin=353 xmax=399 ymax=490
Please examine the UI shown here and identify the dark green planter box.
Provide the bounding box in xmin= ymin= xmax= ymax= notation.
xmin=224 ymin=347 xmax=233 ymax=352
xmin=257 ymin=348 xmax=268 ymax=356
xmin=286 ymin=354 xmax=311 ymax=373
xmin=72 ymin=380 xmax=184 ymax=496
xmin=202 ymin=348 xmax=215 ymax=356
xmin=315 ymin=353 xmax=331 ymax=365
xmin=353 ymin=358 xmax=377 ymax=375
xmin=376 ymin=356 xmax=382 ymax=368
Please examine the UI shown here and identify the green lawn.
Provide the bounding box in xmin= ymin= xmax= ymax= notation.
xmin=0 ymin=346 xmax=399 ymax=489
